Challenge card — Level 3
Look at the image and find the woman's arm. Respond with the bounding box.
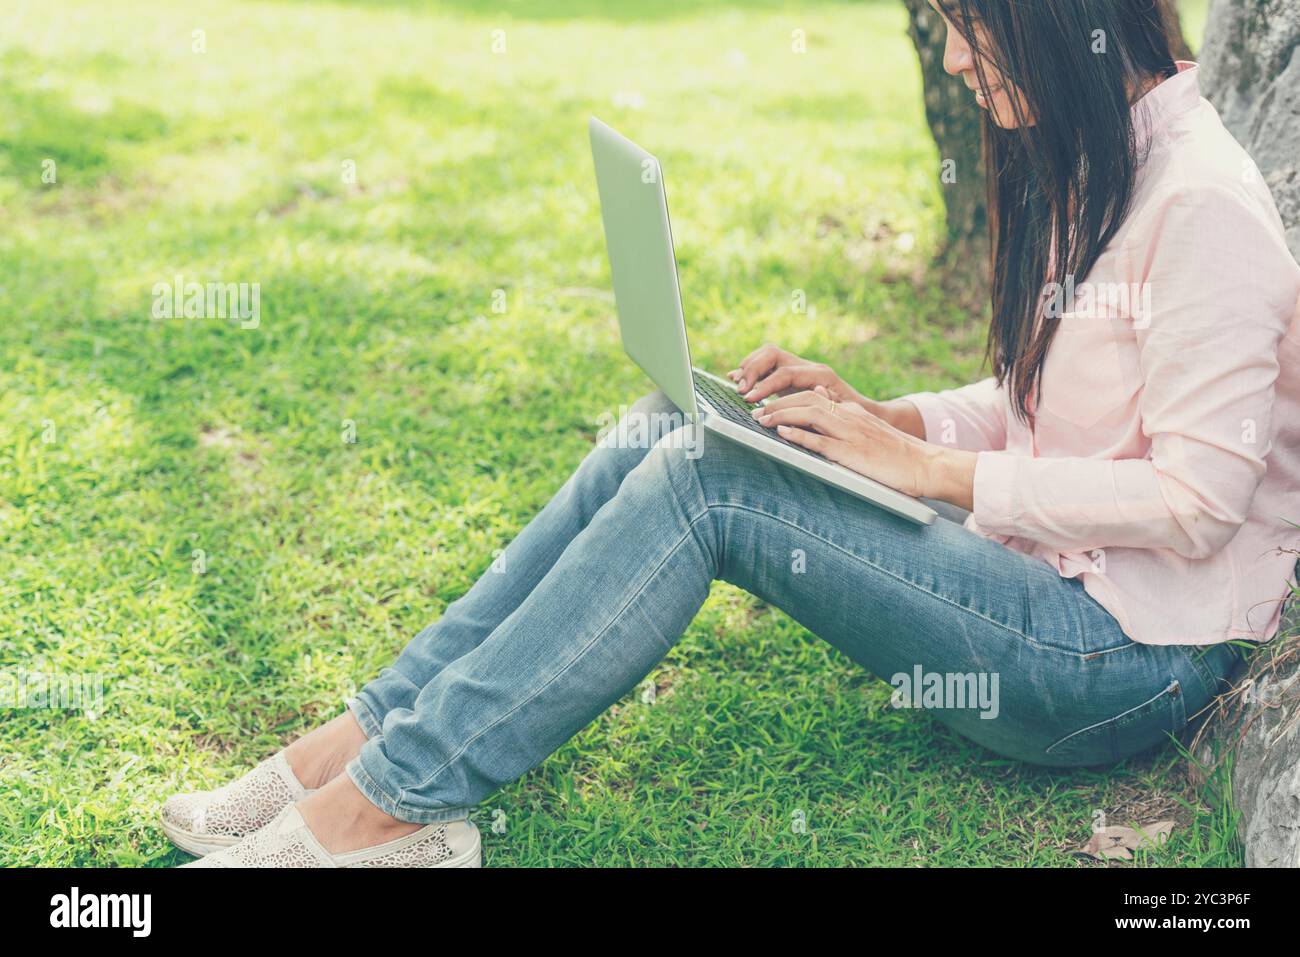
[896,376,1008,452]
[754,389,978,509]
[758,188,1299,527]
[969,186,1298,557]
[868,396,926,440]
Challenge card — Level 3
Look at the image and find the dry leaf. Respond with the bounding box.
[1076,821,1175,861]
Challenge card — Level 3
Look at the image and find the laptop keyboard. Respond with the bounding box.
[693,372,819,457]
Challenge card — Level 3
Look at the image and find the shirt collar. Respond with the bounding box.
[1133,60,1202,151]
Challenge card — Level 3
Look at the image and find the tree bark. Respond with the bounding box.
[1199,0,1300,256]
[1191,0,1300,869]
[901,0,989,304]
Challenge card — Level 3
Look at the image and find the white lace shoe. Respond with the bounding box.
[161,752,313,857]
[183,805,481,868]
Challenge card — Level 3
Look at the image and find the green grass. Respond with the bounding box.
[0,0,1240,866]
[1178,0,1210,54]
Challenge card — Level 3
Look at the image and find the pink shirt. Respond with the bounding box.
[904,64,1300,647]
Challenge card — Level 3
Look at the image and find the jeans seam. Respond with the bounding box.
[707,500,1122,661]
[348,755,471,825]
[346,695,384,739]
[400,508,714,800]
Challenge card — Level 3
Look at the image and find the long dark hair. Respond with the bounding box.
[946,0,1182,422]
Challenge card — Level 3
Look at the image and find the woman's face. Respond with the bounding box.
[926,0,1033,129]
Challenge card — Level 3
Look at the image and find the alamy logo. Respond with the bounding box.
[1041,273,1152,329]
[594,405,703,459]
[890,666,1000,719]
[152,274,260,329]
[1,670,104,715]
[49,887,151,937]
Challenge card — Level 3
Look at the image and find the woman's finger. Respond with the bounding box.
[774,424,849,460]
[745,363,838,403]
[736,360,777,394]
[755,389,833,413]
[740,342,784,368]
[735,344,787,392]
[743,365,805,403]
[756,404,855,440]
[742,366,799,402]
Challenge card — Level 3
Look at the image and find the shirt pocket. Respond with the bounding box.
[1038,311,1138,430]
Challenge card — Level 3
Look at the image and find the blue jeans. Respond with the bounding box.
[346,391,1240,823]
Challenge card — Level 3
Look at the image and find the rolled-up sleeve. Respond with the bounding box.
[972,185,1298,558]
[902,376,1007,452]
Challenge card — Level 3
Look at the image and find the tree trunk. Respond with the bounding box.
[1191,0,1300,868]
[1199,0,1300,255]
[901,0,989,304]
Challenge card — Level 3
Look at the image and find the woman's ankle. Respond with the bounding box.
[283,711,368,790]
[297,773,421,853]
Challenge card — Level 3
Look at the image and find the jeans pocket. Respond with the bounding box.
[1044,678,1186,765]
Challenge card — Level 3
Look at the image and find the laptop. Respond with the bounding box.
[588,117,937,526]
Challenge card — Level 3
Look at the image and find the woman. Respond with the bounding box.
[161,0,1300,867]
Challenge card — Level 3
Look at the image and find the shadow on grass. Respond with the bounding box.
[0,50,168,186]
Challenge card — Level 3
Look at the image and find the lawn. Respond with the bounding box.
[0,0,1237,866]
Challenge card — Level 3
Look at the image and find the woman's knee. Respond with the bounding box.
[634,424,779,524]
[629,389,681,420]
[608,421,712,515]
[598,390,687,450]
[583,390,685,480]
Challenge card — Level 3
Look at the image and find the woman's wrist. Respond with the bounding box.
[869,397,926,440]
[922,445,978,511]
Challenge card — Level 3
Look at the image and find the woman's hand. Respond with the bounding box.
[729,344,868,407]
[729,344,926,439]
[754,386,977,509]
